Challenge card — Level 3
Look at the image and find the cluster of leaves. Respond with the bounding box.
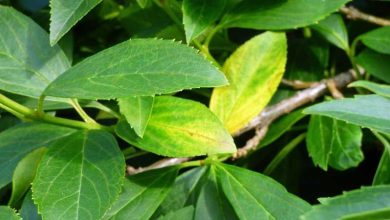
[0,0,389,219]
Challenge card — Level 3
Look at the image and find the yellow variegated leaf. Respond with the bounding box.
[210,32,287,133]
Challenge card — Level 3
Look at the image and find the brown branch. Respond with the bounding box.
[281,79,318,89]
[340,6,390,26]
[127,69,358,174]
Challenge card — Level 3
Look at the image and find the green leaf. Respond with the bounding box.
[0,6,70,98]
[260,110,306,148]
[50,0,102,45]
[306,115,363,170]
[182,0,226,42]
[355,49,390,83]
[194,166,238,220]
[9,148,47,206]
[32,130,125,220]
[360,26,390,54]
[116,96,236,157]
[136,0,150,8]
[311,14,349,51]
[44,39,228,99]
[0,206,21,220]
[210,32,287,134]
[157,206,195,220]
[349,80,390,98]
[220,0,350,30]
[20,191,42,220]
[0,123,75,189]
[373,133,390,185]
[118,96,154,137]
[214,163,311,220]
[103,167,179,220]
[342,208,390,220]
[301,185,390,220]
[304,95,390,134]
[155,167,208,217]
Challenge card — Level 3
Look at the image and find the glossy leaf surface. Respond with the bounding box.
[118,96,154,137]
[210,32,287,133]
[360,26,390,54]
[32,130,125,220]
[116,96,236,157]
[349,80,390,98]
[0,6,70,98]
[44,39,228,99]
[0,123,75,189]
[220,0,350,30]
[304,95,390,134]
[307,115,363,170]
[50,0,102,45]
[355,49,390,83]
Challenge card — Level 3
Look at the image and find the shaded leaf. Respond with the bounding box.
[9,148,47,206]
[182,0,226,42]
[116,96,236,157]
[220,0,350,30]
[301,185,390,220]
[0,6,70,98]
[44,39,227,99]
[136,0,150,8]
[214,163,311,220]
[157,206,195,220]
[373,133,390,185]
[355,49,390,83]
[20,191,42,220]
[50,0,102,45]
[306,115,363,170]
[32,130,125,220]
[260,110,306,148]
[210,32,287,134]
[304,95,390,134]
[311,14,349,51]
[103,167,178,220]
[0,206,21,220]
[349,80,390,98]
[360,26,390,54]
[0,123,75,189]
[118,96,154,137]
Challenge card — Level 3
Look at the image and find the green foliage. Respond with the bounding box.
[0,0,390,219]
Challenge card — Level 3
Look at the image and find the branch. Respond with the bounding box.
[340,6,390,26]
[127,69,358,174]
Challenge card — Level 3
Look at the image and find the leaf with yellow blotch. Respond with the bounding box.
[210,32,287,134]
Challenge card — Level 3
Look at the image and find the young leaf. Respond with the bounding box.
[50,0,102,45]
[306,115,363,170]
[20,191,42,220]
[102,167,179,220]
[116,96,236,157]
[44,39,228,99]
[118,96,154,137]
[0,6,70,98]
[301,185,390,220]
[32,130,125,220]
[0,123,75,189]
[220,0,351,30]
[355,49,390,83]
[304,95,390,134]
[214,163,311,219]
[182,0,226,42]
[311,14,349,51]
[136,0,150,8]
[0,206,21,220]
[9,148,47,207]
[349,80,390,98]
[360,26,390,55]
[210,32,287,134]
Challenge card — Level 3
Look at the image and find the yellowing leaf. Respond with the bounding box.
[210,32,287,133]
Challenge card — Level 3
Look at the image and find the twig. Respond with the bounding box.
[127,69,358,174]
[281,79,318,89]
[340,6,390,26]
[326,79,344,99]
